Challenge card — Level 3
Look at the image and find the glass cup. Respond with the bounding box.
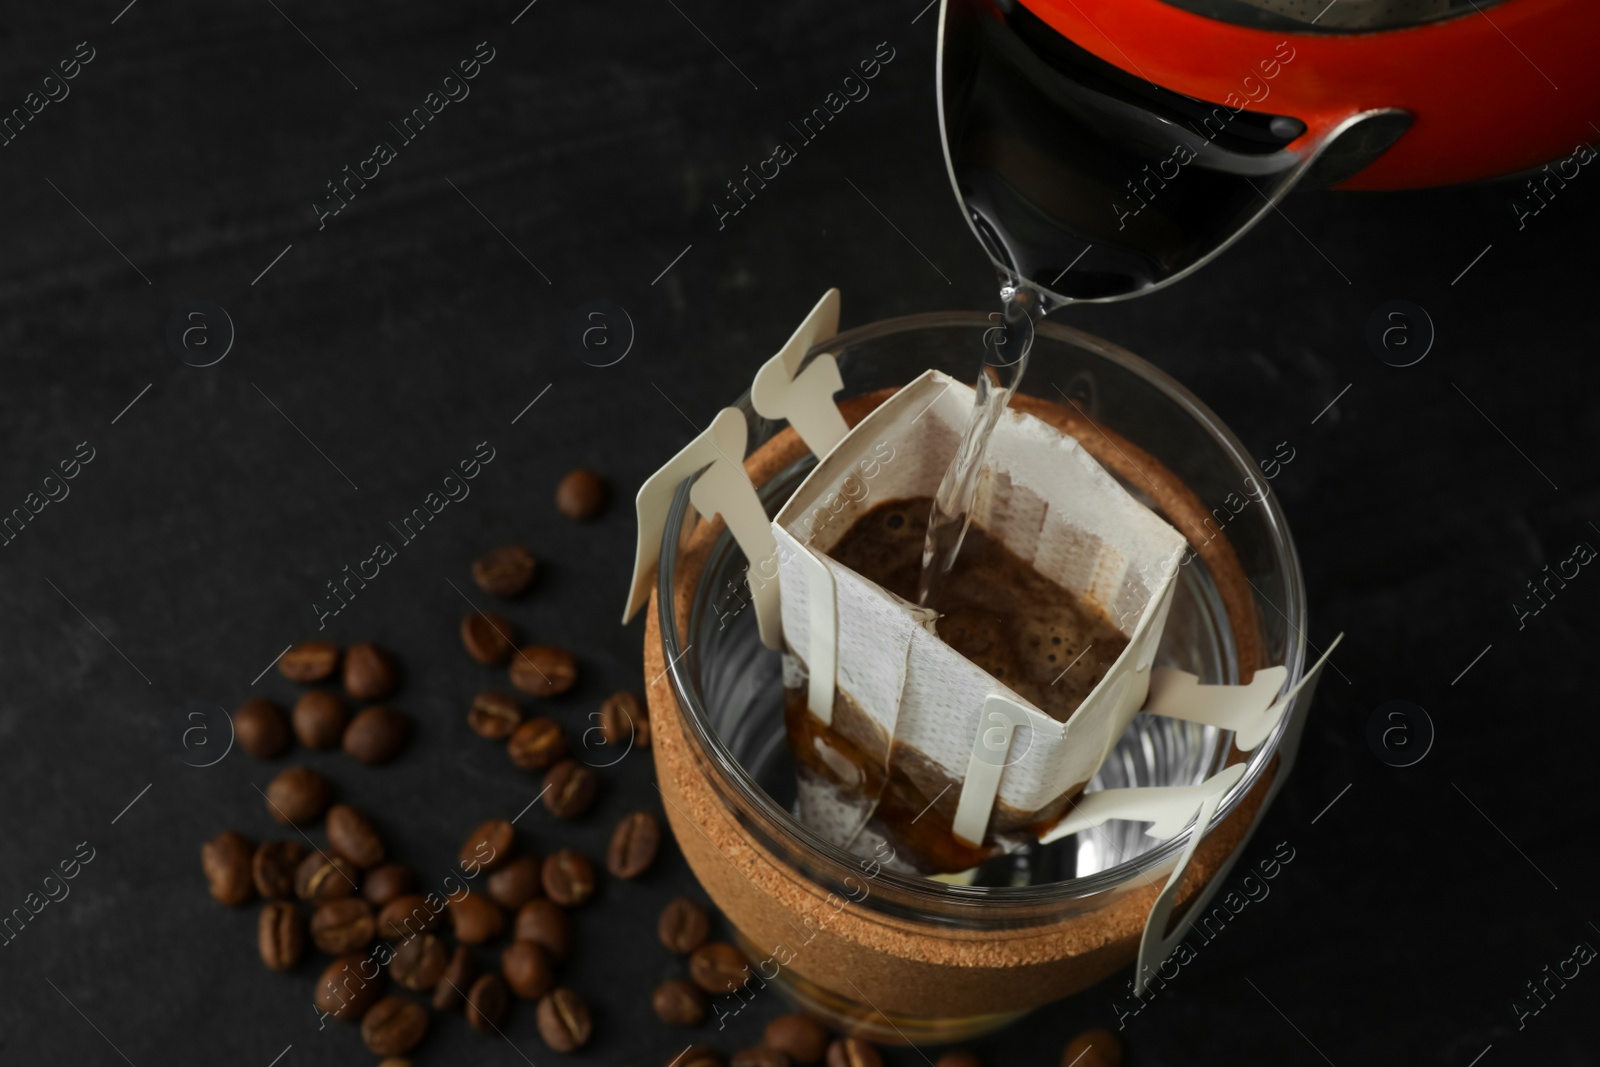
[643,312,1309,1043]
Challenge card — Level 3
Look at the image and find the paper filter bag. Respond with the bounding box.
[773,370,1187,850]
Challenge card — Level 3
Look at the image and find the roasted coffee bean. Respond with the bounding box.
[464,973,509,1032]
[235,698,291,758]
[764,1015,828,1066]
[510,646,578,698]
[390,933,449,991]
[264,765,331,825]
[653,978,707,1026]
[733,1049,792,1067]
[281,641,340,682]
[257,900,305,971]
[556,468,607,520]
[202,831,256,906]
[379,894,443,939]
[432,945,477,1010]
[462,613,516,666]
[513,899,572,963]
[472,545,537,598]
[542,760,598,820]
[344,642,397,701]
[467,691,522,740]
[314,952,386,1022]
[507,718,567,771]
[936,1053,982,1067]
[486,855,543,910]
[598,691,650,749]
[1060,1028,1122,1067]
[362,862,415,907]
[293,690,348,749]
[252,840,306,899]
[658,897,711,955]
[826,1039,882,1067]
[311,898,376,954]
[326,804,385,869]
[541,848,595,907]
[295,850,359,902]
[689,942,749,996]
[362,995,430,1056]
[449,891,506,944]
[343,706,411,765]
[676,1047,726,1067]
[536,988,592,1052]
[502,940,554,1000]
[607,810,660,879]
[459,818,515,874]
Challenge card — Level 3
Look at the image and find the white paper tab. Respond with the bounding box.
[951,695,1034,846]
[1039,762,1247,845]
[750,289,849,460]
[625,407,781,646]
[1144,634,1342,751]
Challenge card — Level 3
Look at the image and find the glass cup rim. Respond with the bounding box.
[657,310,1309,911]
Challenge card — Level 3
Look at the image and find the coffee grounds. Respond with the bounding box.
[825,497,1128,722]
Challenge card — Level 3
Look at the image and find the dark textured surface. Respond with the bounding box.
[0,2,1596,1065]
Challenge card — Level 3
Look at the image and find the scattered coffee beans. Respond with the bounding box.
[433,945,477,1010]
[486,855,543,910]
[507,717,567,771]
[556,468,607,520]
[326,804,385,869]
[344,642,397,701]
[678,1047,726,1067]
[734,1049,793,1067]
[314,952,386,1022]
[310,897,375,954]
[542,759,598,820]
[514,899,573,963]
[826,1038,882,1067]
[292,690,347,749]
[362,862,415,907]
[653,978,708,1026]
[598,690,650,749]
[449,891,506,944]
[235,698,291,758]
[343,706,411,765]
[464,973,509,1032]
[689,942,749,996]
[461,612,516,666]
[295,850,358,902]
[607,810,661,879]
[536,987,593,1052]
[541,848,596,907]
[472,545,537,598]
[460,818,515,874]
[280,641,340,682]
[361,995,430,1056]
[379,894,442,939]
[937,1052,982,1067]
[764,1014,829,1065]
[1061,1028,1122,1067]
[467,691,522,740]
[659,897,711,954]
[257,900,305,971]
[252,840,306,899]
[264,765,331,825]
[202,831,256,905]
[502,939,555,999]
[390,933,450,991]
[510,646,578,698]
